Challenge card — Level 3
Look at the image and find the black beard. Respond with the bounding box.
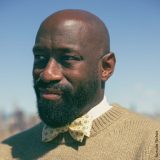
[34,78,99,128]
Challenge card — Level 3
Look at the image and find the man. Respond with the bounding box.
[0,9,159,160]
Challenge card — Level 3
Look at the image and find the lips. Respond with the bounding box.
[39,88,63,101]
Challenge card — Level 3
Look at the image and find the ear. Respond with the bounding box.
[101,52,116,81]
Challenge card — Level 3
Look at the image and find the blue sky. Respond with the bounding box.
[0,0,160,115]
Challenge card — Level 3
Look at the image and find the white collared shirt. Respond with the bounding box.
[87,96,112,120]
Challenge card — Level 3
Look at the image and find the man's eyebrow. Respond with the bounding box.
[32,46,49,53]
[32,46,80,55]
[53,48,74,53]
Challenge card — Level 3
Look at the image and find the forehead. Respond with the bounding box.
[35,20,89,49]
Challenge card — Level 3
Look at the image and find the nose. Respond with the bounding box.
[40,58,63,83]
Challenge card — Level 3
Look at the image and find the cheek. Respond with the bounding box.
[66,62,89,77]
[86,60,101,78]
[64,62,100,86]
[32,67,42,80]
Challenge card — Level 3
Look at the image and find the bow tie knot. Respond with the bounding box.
[42,114,93,142]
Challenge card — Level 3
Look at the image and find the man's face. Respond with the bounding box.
[33,19,102,127]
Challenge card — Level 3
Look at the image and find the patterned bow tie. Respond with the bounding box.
[42,114,93,142]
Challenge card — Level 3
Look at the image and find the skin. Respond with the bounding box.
[32,9,116,127]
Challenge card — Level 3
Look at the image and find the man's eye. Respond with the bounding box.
[34,55,48,62]
[61,55,82,61]
[34,55,49,68]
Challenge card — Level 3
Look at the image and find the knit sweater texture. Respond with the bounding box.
[0,104,160,160]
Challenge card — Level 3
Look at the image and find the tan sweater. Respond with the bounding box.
[0,104,160,160]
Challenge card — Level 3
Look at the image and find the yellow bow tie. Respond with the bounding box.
[42,114,93,142]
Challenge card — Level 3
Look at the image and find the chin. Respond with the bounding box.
[37,98,79,127]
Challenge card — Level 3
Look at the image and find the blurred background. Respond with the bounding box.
[0,0,160,141]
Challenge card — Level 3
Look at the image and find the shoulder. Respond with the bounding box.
[2,122,43,144]
[112,103,160,131]
[0,143,13,159]
[111,104,160,156]
[0,122,43,159]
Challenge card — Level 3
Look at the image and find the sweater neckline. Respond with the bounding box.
[90,104,127,136]
[39,104,128,144]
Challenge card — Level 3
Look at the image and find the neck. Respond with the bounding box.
[79,90,104,117]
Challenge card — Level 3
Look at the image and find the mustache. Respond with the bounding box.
[33,78,72,93]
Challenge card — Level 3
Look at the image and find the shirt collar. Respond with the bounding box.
[86,96,112,120]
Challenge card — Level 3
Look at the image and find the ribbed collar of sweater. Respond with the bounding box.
[90,104,126,137]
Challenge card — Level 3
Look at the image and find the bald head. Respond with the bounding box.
[36,9,110,55]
